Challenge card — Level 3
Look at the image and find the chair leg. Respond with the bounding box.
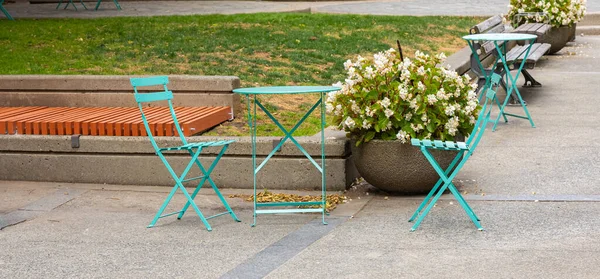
[95,0,121,10]
[409,151,464,222]
[0,4,12,20]
[79,0,88,10]
[147,149,213,231]
[178,145,240,222]
[147,183,179,228]
[410,148,483,231]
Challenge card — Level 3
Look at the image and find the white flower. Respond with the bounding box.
[436,88,448,101]
[470,82,478,91]
[465,100,478,114]
[411,123,424,132]
[344,117,356,129]
[343,59,353,70]
[417,66,426,76]
[444,105,455,116]
[334,104,342,116]
[364,66,375,79]
[373,51,391,74]
[398,83,409,100]
[444,116,459,136]
[385,121,392,131]
[427,95,438,105]
[417,81,426,92]
[366,107,375,117]
[384,108,394,118]
[350,100,360,114]
[436,52,447,60]
[421,114,428,122]
[380,97,391,108]
[409,99,418,109]
[400,69,411,80]
[396,130,409,143]
[326,103,334,114]
[362,119,372,129]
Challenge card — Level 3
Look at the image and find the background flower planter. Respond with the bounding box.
[351,139,460,194]
[538,24,577,54]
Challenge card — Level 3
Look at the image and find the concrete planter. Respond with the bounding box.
[350,139,459,194]
[539,24,577,54]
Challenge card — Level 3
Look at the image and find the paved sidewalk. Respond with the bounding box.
[1,0,599,19]
[2,35,600,277]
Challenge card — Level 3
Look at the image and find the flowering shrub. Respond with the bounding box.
[507,0,587,28]
[326,48,480,146]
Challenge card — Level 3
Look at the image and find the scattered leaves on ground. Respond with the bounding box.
[229,189,346,212]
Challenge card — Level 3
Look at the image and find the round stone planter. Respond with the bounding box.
[538,24,576,54]
[350,139,460,194]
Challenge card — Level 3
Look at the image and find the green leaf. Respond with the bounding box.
[365,131,376,142]
[426,122,435,133]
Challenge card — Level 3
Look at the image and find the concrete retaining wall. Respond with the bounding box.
[0,134,355,191]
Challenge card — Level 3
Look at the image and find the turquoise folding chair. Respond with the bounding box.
[0,0,14,20]
[130,76,240,231]
[95,0,121,10]
[56,0,88,11]
[408,74,500,231]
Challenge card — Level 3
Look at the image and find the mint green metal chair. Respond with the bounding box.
[130,76,240,231]
[408,74,500,231]
[0,0,14,20]
[56,0,88,10]
[95,0,121,10]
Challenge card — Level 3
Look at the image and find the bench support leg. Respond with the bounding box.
[522,69,542,87]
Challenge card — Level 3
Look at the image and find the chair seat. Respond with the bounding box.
[160,140,236,152]
[411,138,469,151]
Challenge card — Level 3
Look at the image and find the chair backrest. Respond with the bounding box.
[130,76,188,150]
[465,73,500,153]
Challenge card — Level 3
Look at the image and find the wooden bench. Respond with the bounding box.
[469,15,551,91]
[0,75,242,137]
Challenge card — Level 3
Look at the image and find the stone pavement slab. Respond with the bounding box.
[267,197,600,278]
[0,182,326,278]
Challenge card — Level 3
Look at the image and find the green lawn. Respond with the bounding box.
[0,13,480,136]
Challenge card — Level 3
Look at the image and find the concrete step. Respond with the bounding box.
[579,12,600,26]
[576,25,600,36]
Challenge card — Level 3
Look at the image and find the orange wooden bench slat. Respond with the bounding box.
[0,106,230,136]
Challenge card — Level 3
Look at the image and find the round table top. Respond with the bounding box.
[463,33,537,41]
[233,86,341,95]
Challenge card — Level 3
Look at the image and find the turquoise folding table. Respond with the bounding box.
[463,33,538,131]
[233,86,340,227]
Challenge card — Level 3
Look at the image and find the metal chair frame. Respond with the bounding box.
[130,76,240,231]
[408,74,501,231]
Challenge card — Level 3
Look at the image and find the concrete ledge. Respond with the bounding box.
[0,134,355,191]
[577,26,600,36]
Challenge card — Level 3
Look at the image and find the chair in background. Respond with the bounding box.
[408,74,501,231]
[130,76,240,231]
[95,0,121,10]
[56,0,88,11]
